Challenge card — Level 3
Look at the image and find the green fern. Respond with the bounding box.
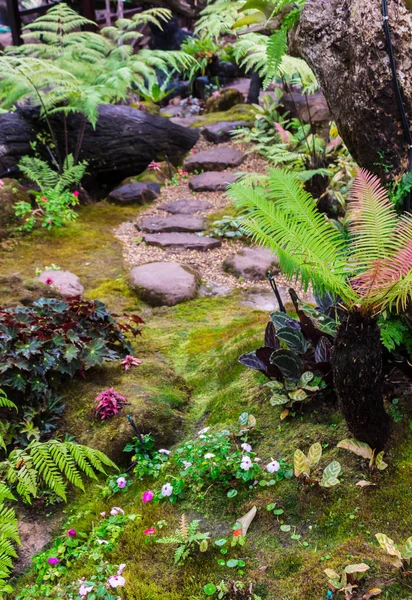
[156,515,210,565]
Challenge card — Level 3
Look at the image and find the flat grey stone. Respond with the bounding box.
[188,171,240,192]
[170,116,200,128]
[223,247,279,281]
[37,270,84,297]
[143,232,221,251]
[159,198,212,214]
[129,261,198,306]
[241,291,288,312]
[183,146,245,172]
[202,121,251,144]
[136,215,207,233]
[108,182,160,205]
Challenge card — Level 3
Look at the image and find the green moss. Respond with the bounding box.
[190,104,257,128]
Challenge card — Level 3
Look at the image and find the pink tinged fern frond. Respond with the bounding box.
[348,169,398,273]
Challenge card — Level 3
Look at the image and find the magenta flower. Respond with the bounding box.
[67,529,77,537]
[94,388,129,420]
[45,277,54,285]
[73,190,79,197]
[47,557,60,565]
[120,355,142,371]
[110,506,125,516]
[144,528,156,536]
[116,476,127,489]
[142,490,154,503]
[148,161,161,171]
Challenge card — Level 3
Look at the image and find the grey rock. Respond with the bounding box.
[170,116,200,128]
[136,215,207,233]
[188,171,240,192]
[37,270,84,297]
[183,146,246,172]
[159,198,212,214]
[129,261,199,306]
[202,121,251,144]
[241,291,288,312]
[108,182,160,205]
[223,247,279,281]
[143,232,221,251]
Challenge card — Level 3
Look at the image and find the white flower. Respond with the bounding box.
[266,460,280,473]
[79,583,94,597]
[198,427,210,435]
[110,507,125,516]
[96,539,109,545]
[100,511,106,517]
[241,443,252,452]
[117,563,126,575]
[107,575,126,588]
[161,483,173,497]
[204,453,215,459]
[240,455,252,471]
[158,449,171,455]
[183,461,192,469]
[254,457,261,462]
[199,435,206,439]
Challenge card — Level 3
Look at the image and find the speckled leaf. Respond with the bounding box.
[344,563,370,575]
[375,451,388,471]
[320,461,341,487]
[269,393,290,406]
[294,449,310,478]
[270,349,303,381]
[288,388,308,402]
[337,438,373,460]
[307,442,322,468]
[299,371,314,386]
[375,533,402,559]
[401,536,412,560]
[276,327,308,353]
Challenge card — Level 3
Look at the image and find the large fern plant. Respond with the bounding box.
[0,390,117,591]
[229,168,412,449]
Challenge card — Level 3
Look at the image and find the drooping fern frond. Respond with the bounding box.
[195,0,244,39]
[263,29,287,89]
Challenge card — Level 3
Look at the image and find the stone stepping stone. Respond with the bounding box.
[143,232,221,251]
[183,146,245,172]
[108,182,160,205]
[129,261,199,306]
[159,198,212,214]
[37,270,84,297]
[189,171,240,192]
[136,215,207,233]
[202,121,251,144]
[223,247,279,281]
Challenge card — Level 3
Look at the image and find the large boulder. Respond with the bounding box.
[279,91,331,125]
[136,215,207,233]
[37,270,84,298]
[188,171,240,192]
[0,275,62,307]
[223,247,279,281]
[205,88,245,113]
[183,146,246,172]
[202,121,252,144]
[108,182,161,205]
[0,178,30,240]
[129,261,199,306]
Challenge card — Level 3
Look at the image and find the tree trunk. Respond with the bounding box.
[332,311,391,450]
[247,71,263,105]
[0,105,199,186]
[291,0,412,182]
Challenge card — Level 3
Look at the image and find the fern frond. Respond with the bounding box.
[180,514,188,539]
[263,29,287,89]
[0,390,17,412]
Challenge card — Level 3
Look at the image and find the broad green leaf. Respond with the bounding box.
[294,449,310,478]
[247,414,256,428]
[280,525,291,532]
[307,442,322,468]
[276,327,308,353]
[199,539,208,552]
[299,371,314,387]
[270,349,303,381]
[239,0,275,18]
[375,533,402,559]
[203,584,217,596]
[375,451,388,471]
[320,461,341,487]
[401,536,412,560]
[269,393,290,406]
[288,389,308,402]
[344,563,370,574]
[232,12,265,29]
[337,438,373,460]
[239,412,249,426]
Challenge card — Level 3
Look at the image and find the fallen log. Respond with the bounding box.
[0,104,199,185]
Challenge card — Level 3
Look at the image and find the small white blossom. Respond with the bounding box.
[107,575,126,588]
[96,539,109,545]
[240,455,252,471]
[198,427,210,435]
[204,453,215,459]
[110,507,125,516]
[161,483,173,497]
[266,460,280,473]
[183,461,192,469]
[158,449,171,455]
[79,583,94,597]
[241,443,252,452]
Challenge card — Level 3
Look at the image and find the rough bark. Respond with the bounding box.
[291,0,412,181]
[332,312,391,450]
[0,105,199,184]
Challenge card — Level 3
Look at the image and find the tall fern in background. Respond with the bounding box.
[229,168,412,449]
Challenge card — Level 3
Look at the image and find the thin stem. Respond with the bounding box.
[63,113,69,161]
[303,91,317,167]
[74,117,87,165]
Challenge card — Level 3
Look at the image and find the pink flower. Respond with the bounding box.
[79,583,94,597]
[67,529,77,537]
[107,575,126,588]
[120,355,142,371]
[94,388,129,420]
[73,190,79,197]
[144,528,156,536]
[212,91,220,98]
[142,490,154,503]
[116,476,127,489]
[45,277,54,285]
[110,506,125,516]
[0,179,4,187]
[40,195,48,202]
[117,563,126,575]
[148,161,161,171]
[47,557,60,565]
[100,511,106,517]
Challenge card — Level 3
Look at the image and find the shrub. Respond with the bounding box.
[94,388,129,420]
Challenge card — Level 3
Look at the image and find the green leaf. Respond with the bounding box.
[320,461,341,487]
[227,489,238,498]
[401,536,412,560]
[269,392,290,406]
[226,559,239,568]
[337,438,374,460]
[307,442,322,468]
[294,449,310,478]
[288,389,308,402]
[280,524,291,532]
[270,349,303,381]
[375,533,402,559]
[375,451,388,471]
[203,583,217,595]
[299,371,314,387]
[276,327,308,353]
[344,563,370,575]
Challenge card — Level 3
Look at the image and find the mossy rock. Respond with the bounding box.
[190,103,257,128]
[0,178,30,240]
[0,275,61,307]
[204,87,244,113]
[61,361,190,464]
[121,161,176,186]
[130,101,161,115]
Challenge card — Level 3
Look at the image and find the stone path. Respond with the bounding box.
[115,138,307,307]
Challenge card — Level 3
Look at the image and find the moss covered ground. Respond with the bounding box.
[4,201,412,600]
